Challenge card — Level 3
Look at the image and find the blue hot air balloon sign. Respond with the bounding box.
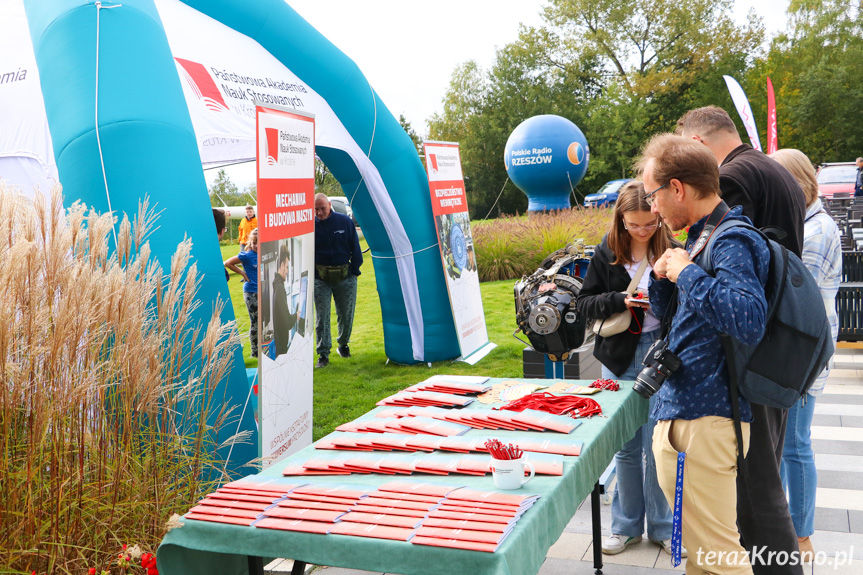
[504,115,590,211]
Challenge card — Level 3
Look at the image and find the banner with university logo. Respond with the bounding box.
[256,104,315,466]
[423,141,496,364]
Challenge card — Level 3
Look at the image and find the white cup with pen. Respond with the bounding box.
[486,439,535,490]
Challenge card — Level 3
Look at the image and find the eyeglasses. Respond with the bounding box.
[623,220,661,232]
[644,182,669,207]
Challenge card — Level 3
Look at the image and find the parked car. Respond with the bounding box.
[816,162,858,198]
[583,179,632,208]
[328,196,358,226]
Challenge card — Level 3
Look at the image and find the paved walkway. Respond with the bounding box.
[268,348,863,575]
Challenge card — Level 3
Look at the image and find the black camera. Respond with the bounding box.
[633,338,682,399]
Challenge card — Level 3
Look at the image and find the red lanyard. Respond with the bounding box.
[498,392,602,419]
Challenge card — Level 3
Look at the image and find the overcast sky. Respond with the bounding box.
[206,0,790,192]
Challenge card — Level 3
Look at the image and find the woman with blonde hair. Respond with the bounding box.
[577,181,682,556]
[770,148,842,560]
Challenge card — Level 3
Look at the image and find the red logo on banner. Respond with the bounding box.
[174,58,229,112]
[265,127,279,166]
[429,153,439,172]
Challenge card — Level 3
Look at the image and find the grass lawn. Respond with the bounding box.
[221,241,525,441]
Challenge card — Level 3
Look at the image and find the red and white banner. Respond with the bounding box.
[766,77,778,155]
[424,141,495,364]
[723,75,762,151]
[256,105,315,466]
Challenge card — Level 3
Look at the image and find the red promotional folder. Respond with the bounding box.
[359,497,438,511]
[367,434,418,452]
[482,411,532,431]
[404,435,446,452]
[222,480,303,494]
[185,512,257,527]
[436,504,523,518]
[415,526,510,544]
[276,500,355,513]
[198,497,273,511]
[255,517,332,534]
[263,507,346,523]
[375,454,422,474]
[216,487,290,499]
[514,409,580,434]
[455,455,492,476]
[413,454,462,475]
[428,510,516,525]
[438,436,489,453]
[517,437,582,457]
[351,504,430,518]
[366,490,442,503]
[283,461,352,476]
[328,522,416,541]
[339,455,395,474]
[377,480,464,498]
[286,493,364,506]
[421,517,509,533]
[303,457,355,474]
[188,505,262,520]
[411,535,499,553]
[396,417,471,437]
[446,488,540,507]
[206,491,280,504]
[291,485,373,499]
[522,452,564,476]
[340,512,424,529]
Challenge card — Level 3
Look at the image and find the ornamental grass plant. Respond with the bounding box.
[472,208,614,282]
[0,186,244,575]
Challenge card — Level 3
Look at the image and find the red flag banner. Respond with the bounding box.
[767,77,778,155]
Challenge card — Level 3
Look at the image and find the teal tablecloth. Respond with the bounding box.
[158,378,648,575]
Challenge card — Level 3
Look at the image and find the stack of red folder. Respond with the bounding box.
[282,449,564,477]
[336,416,472,437]
[370,406,582,434]
[411,488,540,552]
[376,391,476,408]
[257,484,374,533]
[316,432,581,457]
[403,378,492,395]
[184,480,305,526]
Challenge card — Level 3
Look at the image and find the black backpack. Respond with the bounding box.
[695,219,833,409]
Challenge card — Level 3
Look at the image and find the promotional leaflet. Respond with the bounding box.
[256,105,316,466]
[423,141,496,364]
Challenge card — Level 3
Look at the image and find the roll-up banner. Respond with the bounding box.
[766,77,778,155]
[256,104,316,466]
[423,141,496,365]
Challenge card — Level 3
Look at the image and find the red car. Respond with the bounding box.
[817,162,858,198]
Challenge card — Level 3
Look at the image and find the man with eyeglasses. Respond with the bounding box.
[638,134,769,575]
[676,106,806,575]
[313,193,363,368]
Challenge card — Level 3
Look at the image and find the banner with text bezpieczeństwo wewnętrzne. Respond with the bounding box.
[424,141,496,364]
[256,105,315,466]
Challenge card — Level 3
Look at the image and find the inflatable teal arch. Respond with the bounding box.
[24,0,459,471]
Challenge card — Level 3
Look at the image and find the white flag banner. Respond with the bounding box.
[723,75,762,152]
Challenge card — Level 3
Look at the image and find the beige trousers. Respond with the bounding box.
[653,416,752,575]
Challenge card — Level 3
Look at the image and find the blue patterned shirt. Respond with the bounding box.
[649,207,769,422]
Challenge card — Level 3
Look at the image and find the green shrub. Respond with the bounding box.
[473,208,614,281]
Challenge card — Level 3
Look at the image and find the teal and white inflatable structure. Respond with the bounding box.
[0,0,460,469]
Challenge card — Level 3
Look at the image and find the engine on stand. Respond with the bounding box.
[513,241,593,363]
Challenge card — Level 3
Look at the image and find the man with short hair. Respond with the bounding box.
[238,205,257,252]
[678,106,805,575]
[855,157,863,197]
[273,244,296,357]
[638,133,769,575]
[313,193,363,368]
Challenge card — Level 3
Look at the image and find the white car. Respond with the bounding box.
[328,196,358,227]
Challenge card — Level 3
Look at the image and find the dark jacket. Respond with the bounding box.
[719,144,806,257]
[315,211,363,278]
[273,272,296,356]
[575,237,646,376]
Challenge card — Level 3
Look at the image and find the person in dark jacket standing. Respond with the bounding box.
[577,182,680,557]
[314,193,363,368]
[677,106,805,575]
